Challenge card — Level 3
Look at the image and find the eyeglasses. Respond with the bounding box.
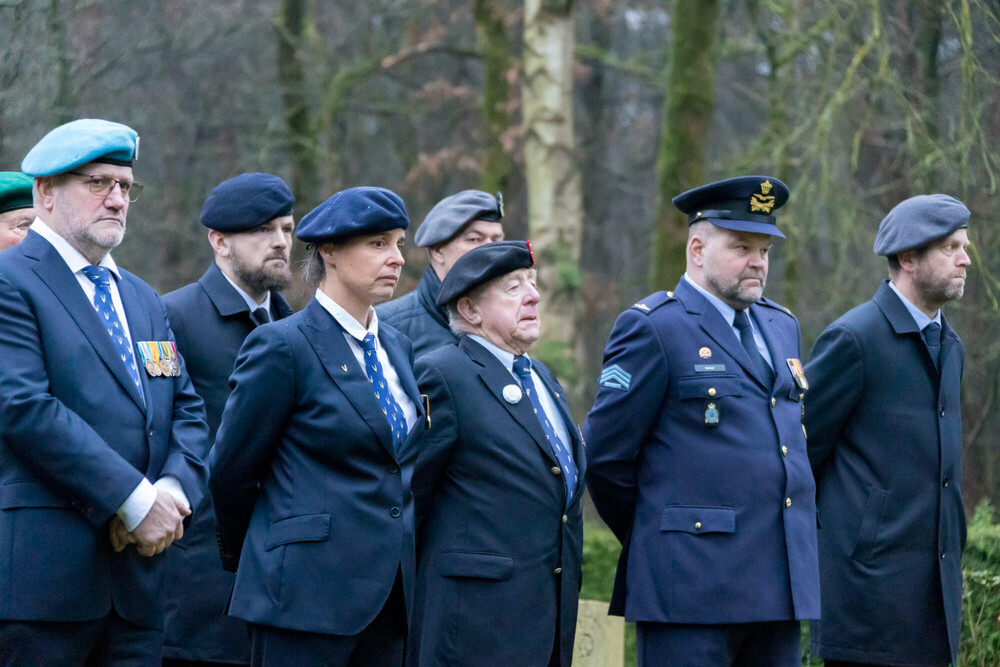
[66,171,144,202]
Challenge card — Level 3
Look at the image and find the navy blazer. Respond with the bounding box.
[583,278,819,624]
[160,262,293,663]
[805,280,965,665]
[410,337,585,666]
[210,298,423,636]
[377,266,457,359]
[0,231,209,630]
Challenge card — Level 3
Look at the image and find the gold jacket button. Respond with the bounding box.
[694,522,702,531]
[708,388,716,397]
[551,466,562,475]
[785,497,792,508]
[771,397,777,407]
[562,514,568,523]
[553,567,562,575]
[781,445,789,456]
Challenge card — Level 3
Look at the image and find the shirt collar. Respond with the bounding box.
[468,334,518,375]
[888,280,941,330]
[220,268,271,313]
[30,217,121,279]
[314,288,378,342]
[683,273,737,326]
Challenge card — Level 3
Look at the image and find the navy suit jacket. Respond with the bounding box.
[159,262,293,662]
[805,281,965,665]
[0,231,209,630]
[377,266,457,359]
[583,278,819,624]
[210,298,423,635]
[410,337,585,666]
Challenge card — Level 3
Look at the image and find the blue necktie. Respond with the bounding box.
[80,266,144,405]
[923,322,942,371]
[360,333,407,451]
[733,309,774,387]
[513,356,578,507]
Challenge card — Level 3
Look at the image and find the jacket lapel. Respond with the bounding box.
[298,299,396,458]
[117,274,153,413]
[199,263,255,326]
[874,280,939,377]
[748,304,787,392]
[533,364,587,505]
[379,325,423,455]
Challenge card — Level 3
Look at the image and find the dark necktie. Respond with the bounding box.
[360,333,407,451]
[80,266,145,405]
[513,356,578,507]
[923,322,942,371]
[251,306,270,327]
[733,309,774,387]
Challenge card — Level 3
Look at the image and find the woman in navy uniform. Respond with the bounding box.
[210,187,424,666]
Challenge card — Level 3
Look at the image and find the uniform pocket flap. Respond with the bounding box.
[660,506,736,534]
[439,551,514,580]
[264,513,331,550]
[677,376,742,400]
[0,481,73,509]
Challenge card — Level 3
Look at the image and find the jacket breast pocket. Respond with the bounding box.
[264,513,331,550]
[677,376,743,401]
[439,551,514,581]
[660,506,736,535]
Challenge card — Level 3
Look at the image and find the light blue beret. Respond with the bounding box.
[21,119,139,177]
[296,186,408,244]
[414,190,503,247]
[874,194,970,256]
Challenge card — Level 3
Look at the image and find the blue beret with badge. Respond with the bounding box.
[436,240,534,307]
[673,175,790,238]
[296,186,408,244]
[21,119,139,177]
[200,173,295,232]
[0,172,34,214]
[414,190,504,247]
[873,194,970,256]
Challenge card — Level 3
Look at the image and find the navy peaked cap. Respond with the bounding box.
[22,119,139,177]
[0,172,34,214]
[201,173,294,232]
[673,175,789,238]
[436,240,534,306]
[414,190,504,247]
[296,186,408,244]
[874,194,970,256]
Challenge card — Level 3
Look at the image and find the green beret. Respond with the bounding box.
[0,172,34,214]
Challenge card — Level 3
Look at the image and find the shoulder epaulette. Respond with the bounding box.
[631,290,676,315]
[757,296,796,319]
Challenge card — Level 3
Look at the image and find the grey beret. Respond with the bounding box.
[413,190,503,247]
[874,194,970,256]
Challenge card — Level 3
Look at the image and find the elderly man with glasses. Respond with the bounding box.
[0,119,209,666]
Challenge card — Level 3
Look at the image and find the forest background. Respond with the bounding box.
[1,0,998,512]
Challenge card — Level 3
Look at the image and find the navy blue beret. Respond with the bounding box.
[200,173,294,232]
[22,119,139,177]
[414,190,504,247]
[436,240,534,307]
[673,175,789,238]
[296,186,408,244]
[0,172,34,214]
[874,194,970,256]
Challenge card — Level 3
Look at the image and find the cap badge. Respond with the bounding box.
[496,191,504,218]
[503,384,523,404]
[133,136,140,161]
[750,179,775,213]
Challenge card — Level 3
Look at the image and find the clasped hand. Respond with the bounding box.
[109,489,191,556]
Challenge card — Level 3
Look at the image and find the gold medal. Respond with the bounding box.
[145,359,161,377]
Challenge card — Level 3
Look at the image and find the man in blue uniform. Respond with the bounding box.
[378,189,504,357]
[410,241,585,666]
[0,119,209,665]
[805,195,971,667]
[161,173,296,666]
[0,171,35,251]
[584,176,819,666]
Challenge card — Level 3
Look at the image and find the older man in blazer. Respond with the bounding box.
[0,119,208,665]
[805,195,971,667]
[410,241,585,666]
[161,173,295,665]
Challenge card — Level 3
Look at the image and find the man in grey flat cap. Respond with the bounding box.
[804,194,971,667]
[378,189,504,358]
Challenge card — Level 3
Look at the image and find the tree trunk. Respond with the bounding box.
[474,0,512,194]
[522,0,585,388]
[650,0,720,291]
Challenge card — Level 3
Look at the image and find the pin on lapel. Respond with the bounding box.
[503,384,523,404]
[341,364,348,372]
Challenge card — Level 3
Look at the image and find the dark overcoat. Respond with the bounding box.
[377,266,456,359]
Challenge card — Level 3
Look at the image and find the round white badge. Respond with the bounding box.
[503,384,523,404]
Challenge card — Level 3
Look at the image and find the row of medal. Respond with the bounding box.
[136,340,181,377]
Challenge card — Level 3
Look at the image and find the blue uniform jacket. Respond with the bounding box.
[805,280,965,665]
[159,262,293,663]
[410,337,585,666]
[0,231,209,630]
[210,298,423,635]
[583,278,819,624]
[377,266,457,359]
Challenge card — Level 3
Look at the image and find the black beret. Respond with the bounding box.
[673,175,789,238]
[874,194,970,256]
[414,190,504,247]
[200,173,294,232]
[436,240,534,307]
[296,186,408,244]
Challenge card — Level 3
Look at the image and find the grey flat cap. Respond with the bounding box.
[414,190,503,247]
[874,194,970,256]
